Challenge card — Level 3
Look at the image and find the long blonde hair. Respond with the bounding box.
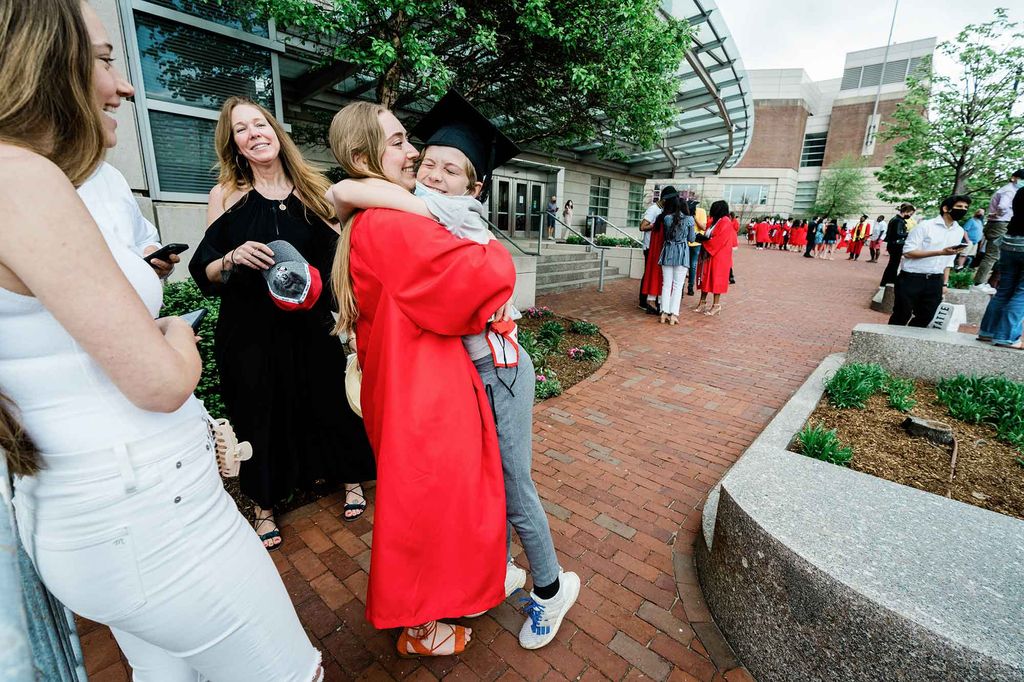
[0,0,106,186]
[214,96,334,223]
[1,391,39,476]
[327,101,390,337]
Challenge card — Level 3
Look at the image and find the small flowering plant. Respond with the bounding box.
[524,305,555,319]
[567,344,606,362]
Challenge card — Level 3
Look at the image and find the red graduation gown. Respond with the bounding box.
[350,208,514,628]
[700,218,737,294]
[641,219,666,297]
[754,221,769,243]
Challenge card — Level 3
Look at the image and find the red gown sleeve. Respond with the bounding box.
[702,219,734,256]
[352,208,515,336]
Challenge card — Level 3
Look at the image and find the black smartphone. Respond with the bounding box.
[144,243,189,264]
[179,308,207,333]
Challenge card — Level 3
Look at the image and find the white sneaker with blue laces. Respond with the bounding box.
[466,561,527,618]
[518,570,581,649]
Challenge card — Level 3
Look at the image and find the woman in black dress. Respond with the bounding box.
[189,96,374,551]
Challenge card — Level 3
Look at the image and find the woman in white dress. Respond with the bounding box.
[0,2,321,679]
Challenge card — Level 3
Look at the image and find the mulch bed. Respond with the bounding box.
[797,381,1024,520]
[517,313,610,393]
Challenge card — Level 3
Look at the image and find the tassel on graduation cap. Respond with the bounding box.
[411,90,520,203]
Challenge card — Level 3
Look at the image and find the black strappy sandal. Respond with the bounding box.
[343,484,367,522]
[254,513,282,552]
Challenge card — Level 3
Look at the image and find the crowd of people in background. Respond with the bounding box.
[637,188,737,322]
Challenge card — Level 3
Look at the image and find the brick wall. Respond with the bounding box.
[822,98,902,167]
[735,101,809,170]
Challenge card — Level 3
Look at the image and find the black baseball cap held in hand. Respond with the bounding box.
[261,240,322,311]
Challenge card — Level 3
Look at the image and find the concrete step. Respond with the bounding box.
[537,258,606,274]
[536,266,621,286]
[536,272,629,295]
[536,251,601,264]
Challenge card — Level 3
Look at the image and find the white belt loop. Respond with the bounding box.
[113,443,137,493]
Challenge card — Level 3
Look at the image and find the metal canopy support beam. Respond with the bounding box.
[693,37,727,54]
[283,59,361,104]
[628,149,728,176]
[661,121,732,147]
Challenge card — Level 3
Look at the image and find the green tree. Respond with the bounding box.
[876,9,1024,211]
[229,0,691,156]
[812,156,870,218]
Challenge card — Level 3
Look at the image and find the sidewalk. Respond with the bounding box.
[81,245,889,681]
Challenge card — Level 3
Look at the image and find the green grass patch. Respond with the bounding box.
[947,268,975,290]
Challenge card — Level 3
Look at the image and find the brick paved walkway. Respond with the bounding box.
[81,245,889,681]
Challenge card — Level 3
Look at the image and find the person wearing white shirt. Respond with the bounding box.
[889,195,970,327]
[638,190,667,312]
[973,168,1022,287]
[77,162,177,278]
[868,215,886,263]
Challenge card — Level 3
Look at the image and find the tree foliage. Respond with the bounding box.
[876,9,1024,211]
[813,156,870,218]
[228,0,691,156]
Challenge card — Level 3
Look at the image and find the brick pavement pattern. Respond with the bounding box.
[81,244,888,681]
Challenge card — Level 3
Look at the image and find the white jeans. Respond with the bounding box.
[660,265,687,315]
[14,418,321,682]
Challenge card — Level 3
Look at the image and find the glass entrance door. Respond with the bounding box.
[529,184,543,235]
[495,179,510,231]
[514,182,528,235]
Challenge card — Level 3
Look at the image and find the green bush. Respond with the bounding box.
[568,320,600,336]
[161,279,226,418]
[947,268,975,290]
[796,423,853,466]
[565,235,587,245]
[593,235,640,248]
[936,375,1024,453]
[825,363,891,409]
[537,320,565,347]
[535,376,563,400]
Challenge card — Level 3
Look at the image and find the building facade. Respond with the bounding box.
[94,0,752,260]
[649,38,936,225]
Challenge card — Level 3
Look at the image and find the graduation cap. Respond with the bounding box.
[410,90,520,194]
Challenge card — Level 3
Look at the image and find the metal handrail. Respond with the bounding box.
[553,219,609,292]
[590,215,643,248]
[482,216,539,256]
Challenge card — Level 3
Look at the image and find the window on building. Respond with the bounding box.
[589,176,611,219]
[627,182,645,228]
[125,3,280,199]
[723,184,769,206]
[800,132,828,167]
[794,181,819,216]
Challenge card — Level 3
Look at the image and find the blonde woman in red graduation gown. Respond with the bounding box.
[327,101,513,657]
[694,200,736,316]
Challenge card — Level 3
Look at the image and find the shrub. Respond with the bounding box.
[796,423,853,466]
[535,375,564,400]
[885,377,917,412]
[568,344,606,362]
[947,268,975,290]
[160,279,226,418]
[936,374,1024,453]
[593,235,640,248]
[825,363,891,409]
[524,306,555,319]
[568,320,600,336]
[537,320,565,347]
[565,235,587,245]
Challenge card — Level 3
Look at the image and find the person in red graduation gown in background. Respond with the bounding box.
[694,200,735,316]
[328,101,512,656]
[754,219,769,249]
[641,185,678,307]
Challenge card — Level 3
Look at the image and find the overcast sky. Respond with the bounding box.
[713,0,1017,81]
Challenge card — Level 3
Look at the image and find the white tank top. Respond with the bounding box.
[0,167,203,454]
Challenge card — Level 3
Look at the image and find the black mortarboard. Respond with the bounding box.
[410,90,520,186]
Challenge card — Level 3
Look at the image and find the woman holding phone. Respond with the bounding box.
[0,2,322,679]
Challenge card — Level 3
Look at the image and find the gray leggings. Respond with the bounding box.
[473,347,560,588]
